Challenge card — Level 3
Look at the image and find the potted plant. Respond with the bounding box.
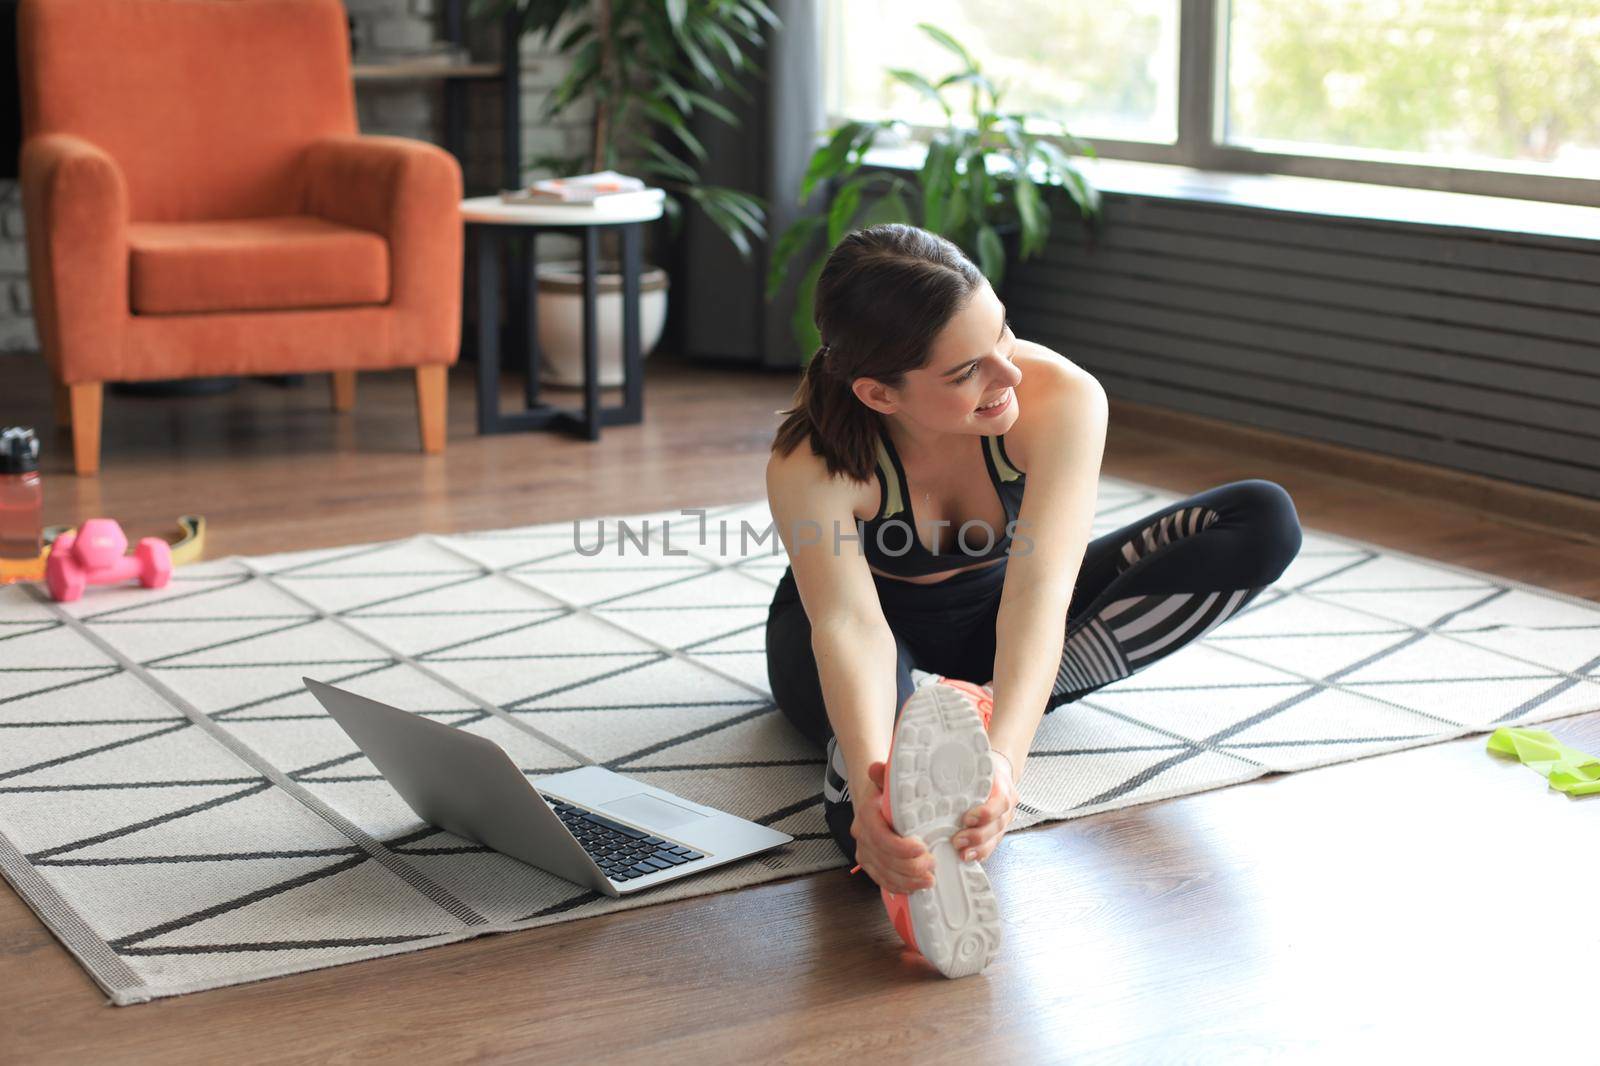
[475,0,777,386]
[766,22,1102,359]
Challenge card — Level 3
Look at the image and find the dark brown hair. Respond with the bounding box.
[771,223,985,483]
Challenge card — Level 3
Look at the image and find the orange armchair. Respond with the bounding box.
[17,0,463,475]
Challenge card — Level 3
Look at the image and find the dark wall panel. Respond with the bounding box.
[1009,192,1600,499]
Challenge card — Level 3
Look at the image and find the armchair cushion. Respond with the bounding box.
[128,216,389,315]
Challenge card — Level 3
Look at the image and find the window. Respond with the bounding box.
[824,0,1181,145]
[1226,0,1600,176]
[823,0,1600,206]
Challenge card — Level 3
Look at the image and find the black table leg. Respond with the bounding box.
[523,232,542,409]
[621,222,643,423]
[469,220,648,440]
[580,226,601,441]
[507,233,527,378]
[474,225,501,434]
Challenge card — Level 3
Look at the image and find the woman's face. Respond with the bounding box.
[886,281,1023,434]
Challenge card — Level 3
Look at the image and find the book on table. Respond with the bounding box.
[499,171,662,212]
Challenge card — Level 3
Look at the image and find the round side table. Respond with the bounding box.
[460,192,665,441]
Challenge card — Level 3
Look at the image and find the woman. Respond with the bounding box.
[764,224,1303,976]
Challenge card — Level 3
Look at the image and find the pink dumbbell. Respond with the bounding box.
[45,518,172,602]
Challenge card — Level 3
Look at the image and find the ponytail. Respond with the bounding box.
[770,343,884,484]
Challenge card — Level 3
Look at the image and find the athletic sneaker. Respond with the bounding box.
[878,678,1003,978]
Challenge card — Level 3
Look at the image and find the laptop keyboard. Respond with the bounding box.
[539,793,706,883]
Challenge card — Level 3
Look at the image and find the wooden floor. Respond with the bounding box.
[4,356,1599,1063]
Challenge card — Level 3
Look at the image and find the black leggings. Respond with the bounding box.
[764,478,1304,863]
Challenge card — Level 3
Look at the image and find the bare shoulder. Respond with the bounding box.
[1010,338,1103,409]
[764,438,842,503]
[765,439,877,526]
[1004,339,1107,474]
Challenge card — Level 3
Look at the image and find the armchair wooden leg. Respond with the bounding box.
[415,365,447,454]
[330,371,356,412]
[68,383,103,476]
[54,383,72,428]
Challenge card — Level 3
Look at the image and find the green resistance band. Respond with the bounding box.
[1486,727,1600,797]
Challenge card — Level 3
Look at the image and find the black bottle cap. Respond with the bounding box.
[0,427,41,474]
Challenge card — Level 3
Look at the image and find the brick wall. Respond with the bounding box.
[0,0,592,359]
[0,181,32,354]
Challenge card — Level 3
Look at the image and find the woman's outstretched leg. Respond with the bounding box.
[1045,478,1303,708]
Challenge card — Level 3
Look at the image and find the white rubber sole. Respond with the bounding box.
[886,683,1003,979]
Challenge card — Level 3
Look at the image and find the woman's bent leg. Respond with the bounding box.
[1046,478,1303,708]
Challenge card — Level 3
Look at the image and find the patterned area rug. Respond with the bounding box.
[3,479,1598,1005]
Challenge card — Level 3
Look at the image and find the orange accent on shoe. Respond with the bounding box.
[882,885,918,950]
[936,678,994,729]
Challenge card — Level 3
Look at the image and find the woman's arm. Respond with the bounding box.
[766,449,935,892]
[986,360,1110,782]
[809,617,900,801]
[766,449,898,780]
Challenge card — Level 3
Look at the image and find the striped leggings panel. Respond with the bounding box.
[1048,482,1301,706]
[823,735,851,805]
[1117,504,1219,573]
[1051,585,1267,703]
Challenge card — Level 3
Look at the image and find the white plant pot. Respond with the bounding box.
[534,259,670,388]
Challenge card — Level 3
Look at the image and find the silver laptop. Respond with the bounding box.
[303,678,793,898]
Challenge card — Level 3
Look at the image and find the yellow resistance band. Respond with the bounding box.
[0,513,206,584]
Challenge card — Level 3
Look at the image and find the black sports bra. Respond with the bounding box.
[857,428,1026,578]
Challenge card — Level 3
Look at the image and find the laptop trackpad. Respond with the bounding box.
[603,792,709,829]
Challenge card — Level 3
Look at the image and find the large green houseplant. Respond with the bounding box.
[475,0,777,258]
[767,23,1102,357]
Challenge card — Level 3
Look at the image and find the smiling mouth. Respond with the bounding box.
[975,391,1010,413]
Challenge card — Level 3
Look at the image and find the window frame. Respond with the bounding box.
[823,0,1600,209]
